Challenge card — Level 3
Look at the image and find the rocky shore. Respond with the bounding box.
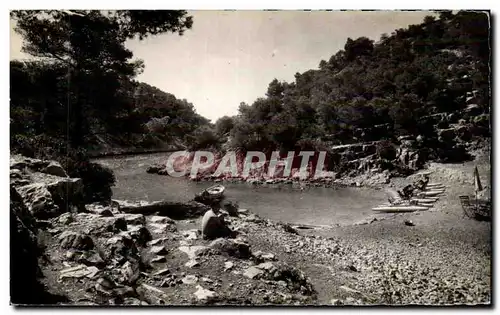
[10,152,491,306]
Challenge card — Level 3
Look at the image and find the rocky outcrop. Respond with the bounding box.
[114,199,210,219]
[11,155,84,220]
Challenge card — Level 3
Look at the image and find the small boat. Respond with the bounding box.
[195,184,226,203]
[381,202,433,208]
[205,184,225,198]
[412,198,438,203]
[427,182,443,187]
[418,191,443,197]
[372,205,428,213]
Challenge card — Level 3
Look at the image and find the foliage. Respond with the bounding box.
[61,151,116,203]
[224,11,490,160]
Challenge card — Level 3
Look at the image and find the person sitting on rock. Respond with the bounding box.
[201,206,235,240]
[398,185,415,200]
[414,175,430,191]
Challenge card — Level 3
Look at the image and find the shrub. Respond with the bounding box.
[61,151,116,203]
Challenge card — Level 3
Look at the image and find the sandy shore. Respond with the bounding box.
[233,149,491,305]
[33,150,491,306]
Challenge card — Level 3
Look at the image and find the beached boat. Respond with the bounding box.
[426,182,443,187]
[412,198,438,203]
[418,191,443,197]
[372,205,429,213]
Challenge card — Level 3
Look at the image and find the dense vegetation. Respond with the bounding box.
[216,11,490,161]
[10,10,209,201]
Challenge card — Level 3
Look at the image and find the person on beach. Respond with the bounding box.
[201,206,234,240]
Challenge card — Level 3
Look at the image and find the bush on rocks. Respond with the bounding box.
[62,152,115,203]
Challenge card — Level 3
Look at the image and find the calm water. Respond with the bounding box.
[94,153,388,226]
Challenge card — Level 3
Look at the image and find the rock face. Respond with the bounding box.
[10,186,49,304]
[11,156,84,219]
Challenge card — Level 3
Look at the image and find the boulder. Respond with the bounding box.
[102,233,140,264]
[42,161,68,178]
[221,200,239,216]
[146,164,164,174]
[456,125,472,141]
[10,155,49,172]
[209,238,251,259]
[116,199,210,219]
[16,183,60,219]
[437,128,456,142]
[59,231,95,250]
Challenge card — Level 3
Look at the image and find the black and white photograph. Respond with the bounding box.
[8,8,491,306]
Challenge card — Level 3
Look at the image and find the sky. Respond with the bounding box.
[10,10,436,122]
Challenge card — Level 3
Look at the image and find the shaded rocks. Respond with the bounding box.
[146,164,165,174]
[404,220,415,226]
[102,234,140,264]
[16,183,59,219]
[59,264,100,280]
[14,173,84,219]
[221,200,239,216]
[10,186,46,304]
[209,238,252,259]
[117,199,210,219]
[42,161,68,178]
[59,231,95,250]
[243,262,315,295]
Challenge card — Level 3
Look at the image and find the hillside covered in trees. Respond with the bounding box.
[10,10,210,159]
[201,10,490,179]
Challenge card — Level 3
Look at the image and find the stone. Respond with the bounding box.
[148,238,167,246]
[114,213,145,226]
[42,161,68,178]
[148,215,175,225]
[103,234,139,263]
[150,245,168,255]
[221,200,239,216]
[404,220,415,226]
[243,266,264,279]
[59,231,94,250]
[16,183,59,219]
[153,268,170,276]
[182,229,200,240]
[59,265,99,279]
[57,212,74,225]
[179,245,208,261]
[185,259,200,268]
[201,277,213,283]
[194,285,217,301]
[117,199,210,219]
[182,275,199,284]
[151,256,166,263]
[124,225,152,247]
[148,222,177,234]
[224,261,234,271]
[438,128,456,142]
[209,238,251,259]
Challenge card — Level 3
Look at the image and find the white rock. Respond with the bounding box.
[182,275,199,284]
[194,285,216,301]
